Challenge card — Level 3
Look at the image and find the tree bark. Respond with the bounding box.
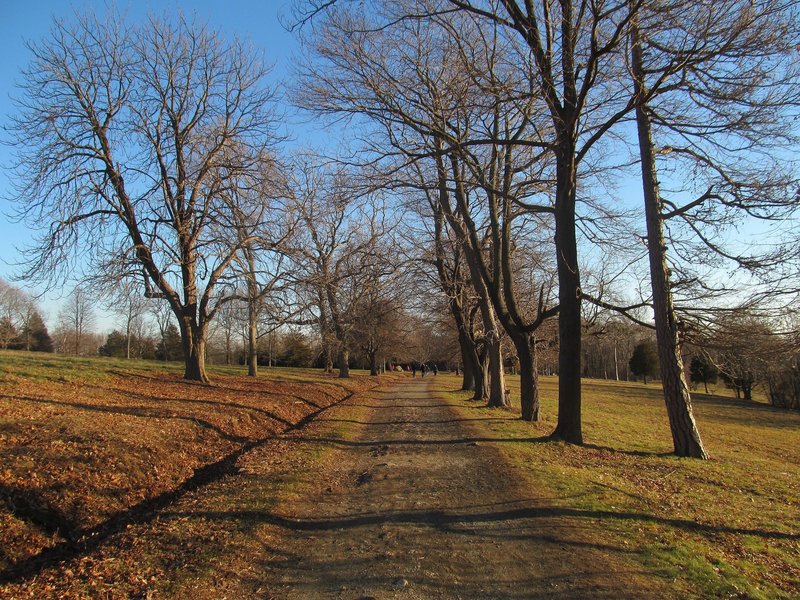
[338,347,350,378]
[631,21,708,459]
[178,315,209,384]
[512,332,540,421]
[474,346,489,402]
[369,349,379,376]
[125,316,132,360]
[247,299,258,378]
[458,331,478,391]
[552,146,583,444]
[485,328,508,408]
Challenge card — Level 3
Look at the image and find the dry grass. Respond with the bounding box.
[0,350,379,583]
[2,353,797,598]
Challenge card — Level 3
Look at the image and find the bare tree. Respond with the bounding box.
[428,203,489,396]
[210,300,245,366]
[57,286,97,356]
[149,300,175,363]
[297,4,547,408]
[102,279,150,360]
[219,153,294,377]
[8,11,281,382]
[287,158,396,378]
[624,0,800,457]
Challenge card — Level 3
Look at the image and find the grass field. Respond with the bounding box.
[436,374,800,599]
[1,352,797,598]
[0,350,382,581]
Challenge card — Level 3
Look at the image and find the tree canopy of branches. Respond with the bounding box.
[293,0,800,458]
[286,158,397,378]
[8,10,282,382]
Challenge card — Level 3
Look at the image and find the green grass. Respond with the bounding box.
[436,374,800,599]
[0,348,373,386]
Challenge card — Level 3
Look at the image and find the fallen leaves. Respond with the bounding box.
[0,354,380,596]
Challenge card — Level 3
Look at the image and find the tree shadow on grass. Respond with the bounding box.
[320,417,518,426]
[8,395,253,444]
[0,483,77,541]
[290,433,670,459]
[692,393,800,429]
[163,502,799,542]
[350,402,454,409]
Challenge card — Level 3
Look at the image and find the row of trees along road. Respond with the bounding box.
[9,11,409,385]
[293,0,800,458]
[8,3,800,459]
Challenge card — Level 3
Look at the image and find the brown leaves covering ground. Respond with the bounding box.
[0,351,379,587]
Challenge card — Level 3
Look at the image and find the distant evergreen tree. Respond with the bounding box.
[155,323,182,361]
[689,355,718,394]
[23,311,54,353]
[99,330,128,358]
[134,337,157,360]
[629,341,658,384]
[100,330,157,360]
[280,330,315,367]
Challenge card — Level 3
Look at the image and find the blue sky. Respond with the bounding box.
[0,1,789,331]
[0,0,310,326]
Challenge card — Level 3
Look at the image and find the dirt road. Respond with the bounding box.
[246,377,667,599]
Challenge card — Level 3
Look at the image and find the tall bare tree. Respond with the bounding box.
[8,11,281,383]
[215,152,294,377]
[297,4,551,408]
[103,279,149,360]
[287,157,395,378]
[57,286,97,356]
[625,0,800,457]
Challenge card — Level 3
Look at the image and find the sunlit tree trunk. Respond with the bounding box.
[631,20,708,459]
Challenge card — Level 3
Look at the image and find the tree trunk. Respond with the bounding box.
[632,21,708,459]
[338,347,350,378]
[369,349,379,376]
[247,300,258,378]
[474,347,489,402]
[552,147,583,444]
[460,335,478,391]
[126,318,132,360]
[513,332,540,421]
[451,299,477,391]
[179,316,209,384]
[485,330,508,408]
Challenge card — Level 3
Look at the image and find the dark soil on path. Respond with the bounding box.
[2,376,673,599]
